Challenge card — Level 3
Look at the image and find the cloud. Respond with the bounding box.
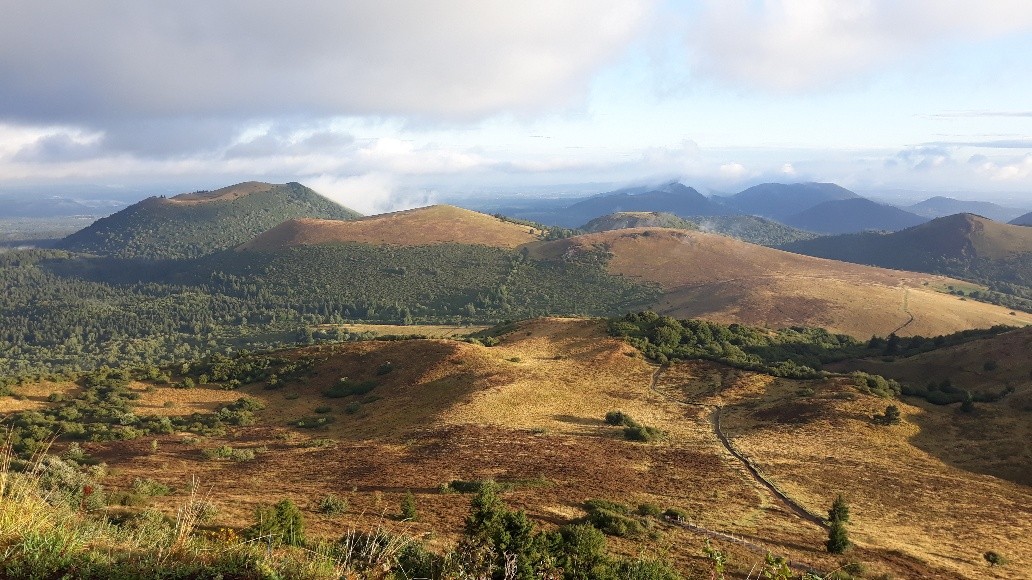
[0,1,655,125]
[894,146,953,171]
[305,173,436,215]
[974,153,1032,181]
[689,0,1032,91]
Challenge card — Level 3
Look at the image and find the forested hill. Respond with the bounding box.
[57,182,361,260]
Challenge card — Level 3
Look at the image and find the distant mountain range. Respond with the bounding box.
[0,195,127,218]
[57,181,360,260]
[493,181,958,235]
[714,182,860,220]
[905,196,1027,223]
[780,197,928,234]
[1012,211,1032,226]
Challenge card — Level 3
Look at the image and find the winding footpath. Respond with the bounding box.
[647,365,826,528]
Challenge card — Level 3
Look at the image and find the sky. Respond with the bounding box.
[2,0,1032,213]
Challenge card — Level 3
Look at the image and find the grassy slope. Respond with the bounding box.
[531,228,1032,338]
[240,205,540,250]
[9,319,1028,579]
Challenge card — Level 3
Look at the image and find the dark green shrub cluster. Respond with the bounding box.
[583,500,643,537]
[609,312,861,377]
[900,379,1014,406]
[851,371,901,398]
[603,410,663,442]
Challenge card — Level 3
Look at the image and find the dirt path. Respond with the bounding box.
[888,286,916,336]
[648,365,826,528]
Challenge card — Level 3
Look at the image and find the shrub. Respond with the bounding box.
[604,410,629,426]
[290,416,334,429]
[131,478,172,497]
[984,551,1007,567]
[624,424,663,442]
[400,491,418,521]
[248,499,306,547]
[636,503,663,517]
[318,494,348,515]
[662,507,689,522]
[314,406,332,414]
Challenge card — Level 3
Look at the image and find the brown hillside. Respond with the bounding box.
[240,204,539,250]
[165,181,277,205]
[531,228,1032,337]
[16,319,1023,578]
[829,326,1032,485]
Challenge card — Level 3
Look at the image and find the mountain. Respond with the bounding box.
[241,205,539,250]
[581,211,817,247]
[782,197,928,234]
[530,228,1031,337]
[906,196,1028,222]
[716,182,860,220]
[57,182,361,259]
[1012,211,1032,226]
[548,182,729,227]
[783,213,1032,291]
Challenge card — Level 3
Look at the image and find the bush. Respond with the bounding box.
[248,499,306,547]
[624,424,663,442]
[318,494,348,515]
[604,410,629,426]
[400,491,418,521]
[636,503,663,517]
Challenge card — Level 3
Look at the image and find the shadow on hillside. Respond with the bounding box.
[904,399,1032,488]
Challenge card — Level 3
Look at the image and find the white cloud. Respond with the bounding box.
[305,173,436,215]
[690,0,1032,91]
[975,153,1032,181]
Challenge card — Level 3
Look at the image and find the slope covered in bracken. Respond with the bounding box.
[5,318,1029,578]
[531,228,1032,337]
[240,205,539,250]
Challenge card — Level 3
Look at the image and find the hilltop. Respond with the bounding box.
[582,211,817,247]
[906,196,1027,223]
[2,317,1029,578]
[531,228,1032,337]
[783,213,1032,293]
[548,182,729,227]
[58,182,361,259]
[241,204,539,250]
[782,197,928,234]
[715,182,860,221]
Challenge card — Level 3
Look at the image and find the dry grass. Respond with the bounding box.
[0,381,78,413]
[718,377,1032,579]
[14,319,1027,579]
[164,181,276,205]
[530,228,1032,338]
[240,205,540,250]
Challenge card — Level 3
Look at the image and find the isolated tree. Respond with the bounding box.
[400,490,418,521]
[880,404,901,425]
[825,494,851,554]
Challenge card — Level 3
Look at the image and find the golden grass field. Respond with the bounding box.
[240,205,540,250]
[9,318,1029,578]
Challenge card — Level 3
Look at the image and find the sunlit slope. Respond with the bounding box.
[240,204,539,250]
[9,318,1031,578]
[532,228,1032,337]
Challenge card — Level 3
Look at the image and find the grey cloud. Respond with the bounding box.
[224,129,356,159]
[923,139,1032,149]
[0,1,655,125]
[11,133,102,163]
